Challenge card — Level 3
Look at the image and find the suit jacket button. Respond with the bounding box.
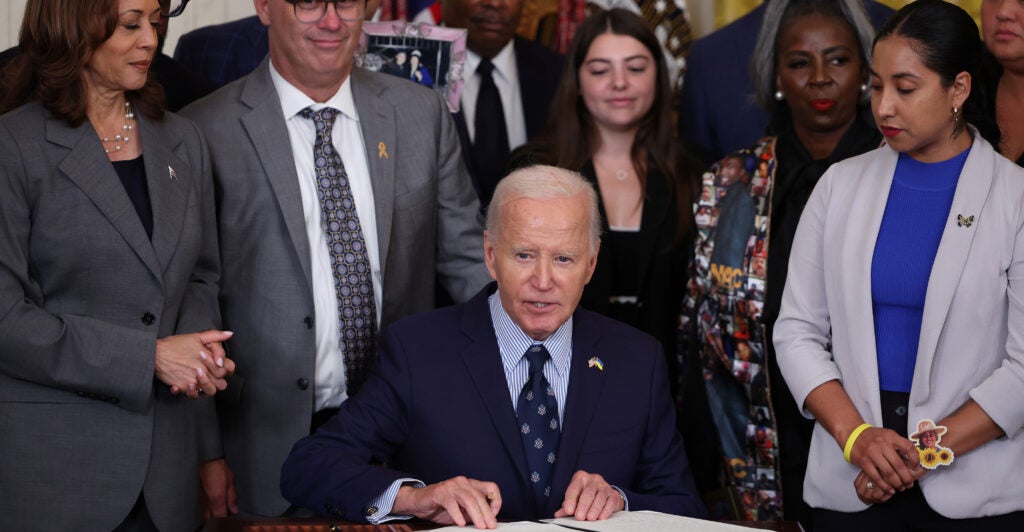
[365,506,379,517]
[303,316,314,329]
[297,378,309,390]
[77,391,88,397]
[109,397,119,405]
[141,312,156,326]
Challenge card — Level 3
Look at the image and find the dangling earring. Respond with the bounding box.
[951,105,963,138]
[774,90,785,101]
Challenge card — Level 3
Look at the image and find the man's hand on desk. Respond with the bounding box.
[554,471,625,521]
[200,458,239,519]
[393,476,501,529]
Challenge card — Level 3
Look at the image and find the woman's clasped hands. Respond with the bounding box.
[847,426,925,505]
[155,330,236,399]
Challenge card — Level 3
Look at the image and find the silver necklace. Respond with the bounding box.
[100,101,134,154]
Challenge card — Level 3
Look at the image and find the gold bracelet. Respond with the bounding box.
[843,423,872,463]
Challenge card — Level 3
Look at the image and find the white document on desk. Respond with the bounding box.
[433,510,755,531]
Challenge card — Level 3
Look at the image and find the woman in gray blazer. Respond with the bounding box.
[0,0,234,529]
[775,1,1024,528]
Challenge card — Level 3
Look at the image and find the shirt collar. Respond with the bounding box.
[489,292,572,378]
[465,40,517,83]
[268,59,359,122]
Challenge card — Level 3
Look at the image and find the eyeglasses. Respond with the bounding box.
[167,0,190,18]
[284,0,365,24]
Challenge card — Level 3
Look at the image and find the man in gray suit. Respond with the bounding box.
[182,0,491,518]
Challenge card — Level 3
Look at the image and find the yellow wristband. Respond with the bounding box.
[843,423,872,463]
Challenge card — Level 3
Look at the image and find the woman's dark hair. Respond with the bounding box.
[521,8,695,239]
[874,0,1000,146]
[0,0,165,123]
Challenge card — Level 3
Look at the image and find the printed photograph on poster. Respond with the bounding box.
[753,406,770,426]
[356,22,467,112]
[756,467,775,489]
[757,490,781,517]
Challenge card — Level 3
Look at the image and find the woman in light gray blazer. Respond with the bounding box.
[775,1,1024,528]
[0,0,234,529]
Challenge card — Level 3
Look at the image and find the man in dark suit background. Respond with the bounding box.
[677,0,894,165]
[174,14,269,88]
[281,165,706,527]
[172,0,384,88]
[441,0,563,207]
[182,0,490,519]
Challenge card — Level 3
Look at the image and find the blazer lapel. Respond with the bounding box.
[548,311,608,514]
[239,63,313,291]
[139,116,188,277]
[458,289,531,487]
[841,146,896,423]
[50,117,162,281]
[633,167,671,293]
[912,136,994,403]
[513,37,545,137]
[352,69,396,281]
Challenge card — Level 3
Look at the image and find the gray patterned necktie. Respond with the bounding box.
[300,106,377,396]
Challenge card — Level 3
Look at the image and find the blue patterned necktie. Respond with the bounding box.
[300,106,377,396]
[516,344,561,513]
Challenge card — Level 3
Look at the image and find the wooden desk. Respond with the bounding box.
[204,517,801,532]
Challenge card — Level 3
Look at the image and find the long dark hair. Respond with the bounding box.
[874,0,1000,147]
[0,0,165,124]
[521,8,695,239]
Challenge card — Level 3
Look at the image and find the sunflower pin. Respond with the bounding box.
[909,419,954,470]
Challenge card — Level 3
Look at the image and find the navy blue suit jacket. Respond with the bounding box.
[678,1,894,165]
[173,15,268,88]
[280,283,705,522]
[454,38,563,203]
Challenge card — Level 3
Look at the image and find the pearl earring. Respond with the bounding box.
[860,83,869,93]
[774,90,784,101]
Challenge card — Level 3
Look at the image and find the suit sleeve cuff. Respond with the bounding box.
[610,485,629,512]
[365,478,425,524]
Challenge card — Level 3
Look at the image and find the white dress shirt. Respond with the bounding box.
[460,41,527,151]
[270,61,383,411]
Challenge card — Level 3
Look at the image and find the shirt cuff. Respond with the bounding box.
[366,478,426,524]
[610,485,629,511]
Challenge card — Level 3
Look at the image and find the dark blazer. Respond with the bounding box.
[677,1,894,165]
[0,102,220,530]
[153,53,219,112]
[181,60,491,516]
[173,15,269,88]
[454,37,563,202]
[280,283,706,522]
[578,162,687,356]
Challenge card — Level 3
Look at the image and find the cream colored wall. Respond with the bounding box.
[0,0,255,55]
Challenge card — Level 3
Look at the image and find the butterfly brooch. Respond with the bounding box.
[957,214,974,228]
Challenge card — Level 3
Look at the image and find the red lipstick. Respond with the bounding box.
[810,99,836,111]
[881,126,902,138]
